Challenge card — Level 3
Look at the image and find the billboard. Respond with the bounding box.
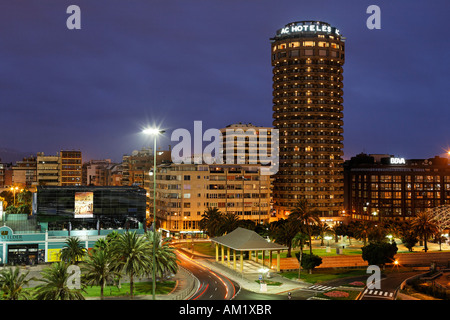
[74,192,94,218]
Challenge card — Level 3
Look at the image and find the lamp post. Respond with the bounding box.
[143,127,165,300]
[10,186,19,206]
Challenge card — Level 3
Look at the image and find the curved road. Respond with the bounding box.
[176,250,237,300]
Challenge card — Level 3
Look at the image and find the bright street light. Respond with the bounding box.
[143,128,164,135]
[143,126,165,300]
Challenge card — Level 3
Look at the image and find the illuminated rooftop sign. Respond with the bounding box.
[277,22,340,36]
[390,157,406,165]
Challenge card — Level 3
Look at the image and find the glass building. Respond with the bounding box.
[34,186,147,231]
[0,186,147,265]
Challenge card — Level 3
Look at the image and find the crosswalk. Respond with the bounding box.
[362,288,394,299]
[307,284,336,291]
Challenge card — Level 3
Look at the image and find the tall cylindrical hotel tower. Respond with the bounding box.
[271,21,345,219]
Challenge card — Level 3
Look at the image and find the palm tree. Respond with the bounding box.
[288,200,321,255]
[110,231,152,299]
[292,231,308,279]
[199,207,223,238]
[353,220,372,246]
[82,247,116,300]
[272,219,301,257]
[145,231,179,278]
[106,230,120,242]
[411,211,438,252]
[330,223,341,243]
[93,238,109,251]
[60,237,86,264]
[317,221,331,246]
[0,267,35,300]
[220,212,241,235]
[34,262,85,300]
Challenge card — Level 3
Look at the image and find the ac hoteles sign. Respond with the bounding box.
[277,21,340,36]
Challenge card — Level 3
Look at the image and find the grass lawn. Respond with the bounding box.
[83,281,176,298]
[254,280,283,286]
[180,242,216,256]
[281,268,368,284]
[23,281,176,299]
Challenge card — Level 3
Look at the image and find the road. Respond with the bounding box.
[176,250,237,300]
[360,271,421,300]
[176,249,316,300]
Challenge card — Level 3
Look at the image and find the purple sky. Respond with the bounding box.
[1,0,449,163]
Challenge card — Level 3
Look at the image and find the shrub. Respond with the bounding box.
[295,252,322,273]
[361,241,398,266]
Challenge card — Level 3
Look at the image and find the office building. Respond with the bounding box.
[344,153,450,221]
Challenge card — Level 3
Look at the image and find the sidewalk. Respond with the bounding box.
[199,257,309,295]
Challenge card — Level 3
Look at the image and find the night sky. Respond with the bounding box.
[1,0,449,163]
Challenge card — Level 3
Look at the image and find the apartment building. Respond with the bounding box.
[151,163,272,235]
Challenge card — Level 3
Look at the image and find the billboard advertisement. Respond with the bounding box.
[74,192,94,218]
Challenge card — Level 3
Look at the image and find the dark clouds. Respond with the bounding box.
[0,0,449,162]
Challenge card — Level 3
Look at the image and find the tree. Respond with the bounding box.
[17,189,32,207]
[368,224,388,243]
[220,212,241,235]
[0,191,13,208]
[199,207,223,238]
[60,237,86,264]
[0,267,35,300]
[106,230,120,243]
[93,238,109,251]
[401,232,419,252]
[34,262,85,300]
[353,220,372,246]
[411,211,438,252]
[145,231,178,278]
[110,231,152,299]
[82,247,116,300]
[343,221,357,245]
[295,252,322,274]
[330,223,343,243]
[271,219,300,257]
[292,231,308,279]
[361,241,398,267]
[288,200,321,255]
[5,206,18,214]
[397,221,419,252]
[317,221,331,246]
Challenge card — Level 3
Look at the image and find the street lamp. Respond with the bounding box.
[10,186,19,206]
[143,127,165,300]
